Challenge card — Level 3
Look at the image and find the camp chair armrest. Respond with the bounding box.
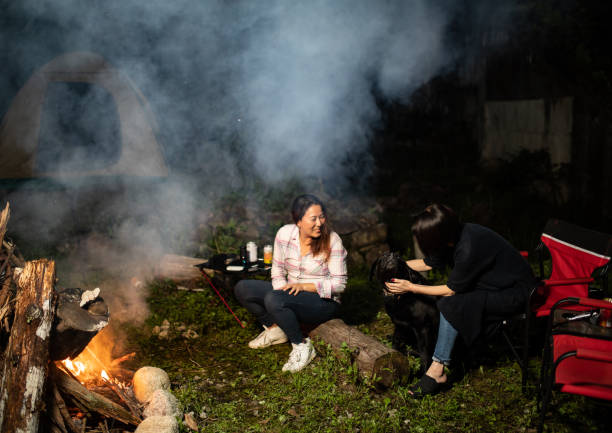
[576,297,612,310]
[549,296,612,314]
[576,348,612,363]
[543,277,594,287]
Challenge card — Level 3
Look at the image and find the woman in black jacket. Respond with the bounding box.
[385,203,535,396]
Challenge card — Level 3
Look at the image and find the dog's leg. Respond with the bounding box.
[392,326,408,354]
[384,296,410,354]
[414,327,434,374]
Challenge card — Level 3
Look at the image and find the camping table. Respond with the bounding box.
[552,308,612,340]
[194,257,271,328]
[195,257,271,278]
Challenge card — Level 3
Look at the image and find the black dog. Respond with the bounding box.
[370,252,439,372]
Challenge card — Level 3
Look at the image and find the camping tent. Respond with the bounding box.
[0,51,168,179]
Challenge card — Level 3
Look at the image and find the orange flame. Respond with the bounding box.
[58,327,118,384]
[61,358,86,377]
[56,327,134,388]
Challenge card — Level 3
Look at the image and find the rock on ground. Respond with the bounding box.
[134,415,178,433]
[133,366,171,403]
[143,389,180,418]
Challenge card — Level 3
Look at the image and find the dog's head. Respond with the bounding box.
[370,252,428,295]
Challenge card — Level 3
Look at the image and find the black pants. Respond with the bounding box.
[234,279,339,344]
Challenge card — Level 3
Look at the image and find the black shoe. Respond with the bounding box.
[409,374,449,398]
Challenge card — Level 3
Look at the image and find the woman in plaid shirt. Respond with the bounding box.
[235,194,347,372]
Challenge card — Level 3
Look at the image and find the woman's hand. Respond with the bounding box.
[281,282,317,296]
[386,280,455,297]
[385,278,415,294]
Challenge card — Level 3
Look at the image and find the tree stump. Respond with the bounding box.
[0,259,57,433]
[308,318,411,388]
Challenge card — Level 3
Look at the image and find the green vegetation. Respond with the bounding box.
[204,219,244,255]
[119,273,608,433]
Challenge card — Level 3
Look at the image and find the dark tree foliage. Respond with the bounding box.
[371,0,612,247]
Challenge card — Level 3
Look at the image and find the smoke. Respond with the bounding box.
[231,1,448,180]
[0,0,515,323]
[0,0,486,181]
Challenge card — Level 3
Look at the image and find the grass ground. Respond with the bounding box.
[117,277,609,433]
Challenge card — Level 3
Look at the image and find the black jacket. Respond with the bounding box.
[425,223,536,345]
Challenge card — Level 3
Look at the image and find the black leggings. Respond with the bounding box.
[234,279,339,344]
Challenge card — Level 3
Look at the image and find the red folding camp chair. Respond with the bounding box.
[508,220,611,395]
[538,297,612,433]
[533,219,611,317]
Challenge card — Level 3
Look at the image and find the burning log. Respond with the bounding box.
[110,352,136,367]
[157,254,214,281]
[102,371,143,421]
[52,365,141,426]
[51,287,110,361]
[308,318,411,388]
[0,259,57,433]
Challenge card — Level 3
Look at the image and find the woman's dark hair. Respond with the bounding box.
[411,203,461,257]
[291,194,331,260]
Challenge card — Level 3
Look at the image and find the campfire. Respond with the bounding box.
[58,322,135,385]
[60,336,136,387]
[0,203,176,433]
[51,329,143,432]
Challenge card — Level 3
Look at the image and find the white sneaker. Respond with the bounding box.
[248,325,288,349]
[282,338,316,372]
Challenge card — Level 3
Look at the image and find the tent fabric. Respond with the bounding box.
[0,51,168,179]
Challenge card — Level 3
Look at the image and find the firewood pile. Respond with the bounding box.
[0,203,173,433]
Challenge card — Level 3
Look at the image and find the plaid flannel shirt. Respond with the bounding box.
[271,224,347,301]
